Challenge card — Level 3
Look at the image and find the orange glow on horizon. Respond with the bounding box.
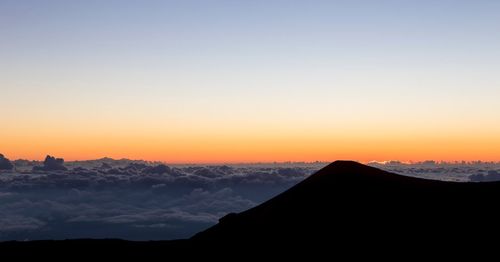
[3,109,500,164]
[2,128,500,164]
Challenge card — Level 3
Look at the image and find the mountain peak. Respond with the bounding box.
[297,160,398,186]
[318,160,374,173]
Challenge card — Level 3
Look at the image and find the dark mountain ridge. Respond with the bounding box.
[192,161,500,246]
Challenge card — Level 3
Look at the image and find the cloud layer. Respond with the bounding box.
[368,161,500,182]
[2,156,500,241]
[32,155,68,172]
[0,157,318,241]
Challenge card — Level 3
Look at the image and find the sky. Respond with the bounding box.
[1,0,500,163]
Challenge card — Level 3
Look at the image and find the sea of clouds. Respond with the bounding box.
[1,155,500,241]
[0,155,318,241]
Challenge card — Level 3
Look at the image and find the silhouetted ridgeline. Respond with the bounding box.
[2,161,500,258]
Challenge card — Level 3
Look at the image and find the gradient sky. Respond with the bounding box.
[1,0,500,163]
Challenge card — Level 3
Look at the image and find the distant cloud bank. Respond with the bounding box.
[0,154,13,170]
[32,155,68,172]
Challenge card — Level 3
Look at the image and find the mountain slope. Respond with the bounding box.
[191,161,500,247]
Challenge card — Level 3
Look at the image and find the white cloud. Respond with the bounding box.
[0,216,46,232]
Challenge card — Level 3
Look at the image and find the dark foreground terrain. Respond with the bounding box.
[2,161,500,258]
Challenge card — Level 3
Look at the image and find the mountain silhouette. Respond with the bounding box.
[3,161,500,258]
[190,161,500,252]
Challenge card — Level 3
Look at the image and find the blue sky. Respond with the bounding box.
[1,0,500,162]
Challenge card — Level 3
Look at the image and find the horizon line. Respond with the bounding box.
[5,155,500,165]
